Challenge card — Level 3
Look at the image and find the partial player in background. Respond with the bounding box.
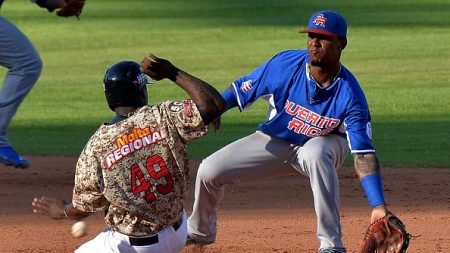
[183,10,411,253]
[0,0,85,169]
[32,55,226,253]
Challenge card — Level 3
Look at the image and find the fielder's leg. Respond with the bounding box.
[291,134,349,251]
[0,17,42,168]
[187,131,297,243]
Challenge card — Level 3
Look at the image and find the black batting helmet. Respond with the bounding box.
[103,61,149,111]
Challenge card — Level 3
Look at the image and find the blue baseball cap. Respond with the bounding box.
[299,10,347,38]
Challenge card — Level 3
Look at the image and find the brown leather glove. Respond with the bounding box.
[56,0,85,19]
[359,212,412,253]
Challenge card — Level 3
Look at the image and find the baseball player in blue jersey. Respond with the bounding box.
[185,10,398,253]
[0,0,72,168]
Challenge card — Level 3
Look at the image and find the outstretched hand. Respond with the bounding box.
[32,196,66,220]
[370,205,387,223]
[140,53,179,81]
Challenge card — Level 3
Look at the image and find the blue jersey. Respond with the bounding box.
[223,50,375,154]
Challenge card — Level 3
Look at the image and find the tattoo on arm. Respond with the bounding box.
[354,153,381,175]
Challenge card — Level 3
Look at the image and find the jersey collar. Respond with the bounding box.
[305,63,342,91]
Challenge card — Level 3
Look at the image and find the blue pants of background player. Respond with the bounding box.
[0,16,43,168]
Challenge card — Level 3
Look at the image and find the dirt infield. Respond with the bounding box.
[0,156,448,252]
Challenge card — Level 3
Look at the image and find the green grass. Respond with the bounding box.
[1,0,449,167]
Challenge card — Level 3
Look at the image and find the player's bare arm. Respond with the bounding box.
[32,196,90,220]
[353,152,380,176]
[171,68,227,124]
[140,53,227,125]
[353,153,388,222]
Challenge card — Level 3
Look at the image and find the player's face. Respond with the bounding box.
[307,32,344,67]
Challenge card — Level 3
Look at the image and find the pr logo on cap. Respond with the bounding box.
[313,14,327,27]
[298,10,347,38]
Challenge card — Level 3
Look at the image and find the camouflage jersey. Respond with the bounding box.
[72,99,207,237]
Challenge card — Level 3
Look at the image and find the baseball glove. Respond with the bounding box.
[56,0,85,19]
[359,212,412,253]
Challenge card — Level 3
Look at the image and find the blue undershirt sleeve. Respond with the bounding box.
[361,173,386,208]
[222,88,238,110]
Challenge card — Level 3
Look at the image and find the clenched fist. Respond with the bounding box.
[140,53,179,82]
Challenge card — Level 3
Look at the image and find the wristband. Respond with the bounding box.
[361,173,385,208]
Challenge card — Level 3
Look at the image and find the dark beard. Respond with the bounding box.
[309,59,324,67]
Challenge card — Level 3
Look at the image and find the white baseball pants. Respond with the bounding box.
[75,211,188,253]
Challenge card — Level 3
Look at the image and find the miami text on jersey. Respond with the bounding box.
[285,100,340,137]
[105,127,167,169]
